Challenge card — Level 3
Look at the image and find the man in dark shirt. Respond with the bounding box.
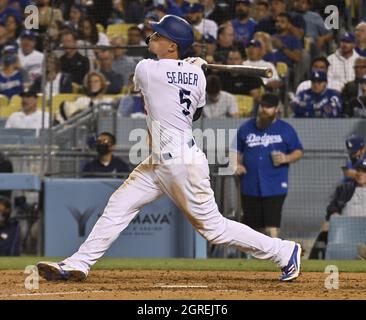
[59,30,90,85]
[255,0,305,40]
[82,132,129,177]
[97,50,124,94]
[218,48,263,100]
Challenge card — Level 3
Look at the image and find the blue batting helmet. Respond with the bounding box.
[148,15,194,55]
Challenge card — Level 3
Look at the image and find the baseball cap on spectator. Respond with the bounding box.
[247,39,262,48]
[353,158,366,171]
[20,30,37,41]
[20,87,38,98]
[187,3,204,13]
[345,134,365,154]
[340,32,355,43]
[259,93,279,108]
[310,70,327,82]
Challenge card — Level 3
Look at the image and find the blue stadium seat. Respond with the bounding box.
[325,216,366,260]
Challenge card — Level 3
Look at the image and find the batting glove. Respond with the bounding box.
[184,57,208,69]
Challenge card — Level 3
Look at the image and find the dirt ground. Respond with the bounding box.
[1,269,366,300]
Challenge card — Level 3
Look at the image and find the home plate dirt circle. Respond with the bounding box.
[1,269,366,299]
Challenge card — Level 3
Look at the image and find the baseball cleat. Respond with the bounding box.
[37,261,87,281]
[280,243,302,282]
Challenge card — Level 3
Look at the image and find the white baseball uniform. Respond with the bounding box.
[63,58,295,274]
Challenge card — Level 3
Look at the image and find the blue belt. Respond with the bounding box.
[158,139,195,160]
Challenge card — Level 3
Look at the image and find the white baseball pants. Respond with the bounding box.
[63,143,295,274]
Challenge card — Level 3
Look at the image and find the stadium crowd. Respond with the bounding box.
[0,0,365,123]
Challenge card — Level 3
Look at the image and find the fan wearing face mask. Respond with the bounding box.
[82,132,130,177]
[0,196,20,256]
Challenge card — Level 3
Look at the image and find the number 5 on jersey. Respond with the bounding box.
[179,89,191,116]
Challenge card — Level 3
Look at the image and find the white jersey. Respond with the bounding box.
[5,109,49,130]
[18,49,44,83]
[134,58,206,152]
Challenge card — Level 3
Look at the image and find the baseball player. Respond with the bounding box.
[37,15,301,282]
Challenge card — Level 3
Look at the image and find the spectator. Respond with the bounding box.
[118,0,143,24]
[243,39,282,89]
[293,0,332,57]
[310,157,366,259]
[219,48,263,102]
[342,57,366,117]
[203,74,239,118]
[5,87,50,129]
[253,1,270,22]
[5,13,22,43]
[31,53,73,96]
[231,0,257,47]
[0,45,24,99]
[0,196,20,256]
[110,35,138,88]
[108,0,125,24]
[254,31,276,62]
[0,0,21,24]
[97,50,124,94]
[327,32,360,90]
[270,13,303,68]
[59,71,113,122]
[355,22,366,57]
[18,30,44,86]
[347,75,366,118]
[201,0,229,26]
[78,16,110,47]
[295,56,343,94]
[214,23,237,63]
[232,93,303,238]
[82,132,129,176]
[192,34,216,64]
[0,22,17,59]
[166,0,191,17]
[44,20,64,56]
[60,29,90,85]
[126,25,147,58]
[65,4,84,31]
[117,74,145,118]
[185,3,218,40]
[342,135,366,182]
[36,0,63,33]
[255,0,305,40]
[0,152,13,199]
[292,71,343,118]
[88,0,113,28]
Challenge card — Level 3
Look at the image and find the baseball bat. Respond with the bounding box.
[203,64,273,78]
